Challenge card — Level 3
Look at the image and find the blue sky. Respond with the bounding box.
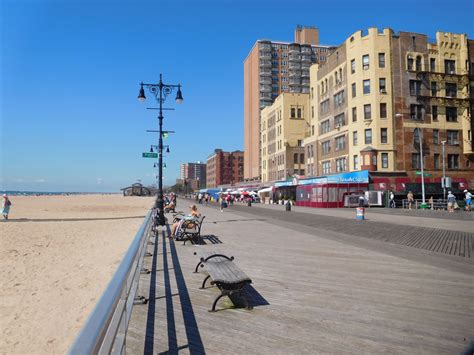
[1,0,473,192]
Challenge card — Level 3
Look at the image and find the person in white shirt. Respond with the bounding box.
[464,189,472,211]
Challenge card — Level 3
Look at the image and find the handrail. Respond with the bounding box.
[69,210,152,354]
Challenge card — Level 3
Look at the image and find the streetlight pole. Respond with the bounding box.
[138,74,183,226]
[418,128,427,208]
[441,140,447,201]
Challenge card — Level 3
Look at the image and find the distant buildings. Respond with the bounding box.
[244,26,336,180]
[206,149,244,188]
[180,162,206,188]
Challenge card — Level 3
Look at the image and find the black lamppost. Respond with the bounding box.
[138,74,183,226]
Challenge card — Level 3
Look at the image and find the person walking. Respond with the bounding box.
[464,189,472,211]
[447,191,456,213]
[220,196,227,212]
[407,191,414,210]
[428,196,434,210]
[2,194,12,220]
[389,191,396,208]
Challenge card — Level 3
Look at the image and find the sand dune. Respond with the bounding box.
[0,194,154,354]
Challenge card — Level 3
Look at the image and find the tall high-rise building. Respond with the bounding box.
[180,162,206,188]
[206,149,244,188]
[306,28,473,187]
[244,26,335,181]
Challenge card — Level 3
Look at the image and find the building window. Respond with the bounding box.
[353,131,358,146]
[381,128,388,143]
[431,81,437,96]
[410,104,423,120]
[432,129,439,144]
[430,58,436,72]
[413,128,421,145]
[409,80,422,95]
[364,104,372,120]
[311,106,314,118]
[353,155,359,170]
[300,153,304,164]
[336,157,347,172]
[351,59,355,74]
[321,120,330,134]
[379,78,386,93]
[311,125,315,135]
[335,113,345,127]
[445,59,456,74]
[407,56,414,70]
[297,107,302,118]
[297,140,303,147]
[351,83,356,97]
[432,105,438,121]
[363,79,370,94]
[320,99,330,114]
[381,153,388,168]
[434,154,440,169]
[291,108,296,118]
[447,130,459,145]
[380,103,387,118]
[446,107,457,122]
[335,135,346,151]
[412,153,421,169]
[415,56,422,71]
[447,154,459,169]
[445,83,457,98]
[365,129,372,144]
[352,107,357,122]
[378,53,385,68]
[334,90,345,107]
[322,140,331,154]
[311,87,314,99]
[362,55,369,70]
[294,153,298,164]
[322,161,331,174]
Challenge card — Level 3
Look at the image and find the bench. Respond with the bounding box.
[197,252,253,312]
[177,215,206,245]
[193,250,234,273]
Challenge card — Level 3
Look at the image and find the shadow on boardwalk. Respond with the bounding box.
[144,225,205,354]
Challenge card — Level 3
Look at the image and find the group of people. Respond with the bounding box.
[170,204,200,239]
[404,189,472,212]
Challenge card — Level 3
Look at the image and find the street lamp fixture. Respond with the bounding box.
[138,74,183,226]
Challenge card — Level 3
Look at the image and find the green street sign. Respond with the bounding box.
[142,152,158,158]
[415,171,432,177]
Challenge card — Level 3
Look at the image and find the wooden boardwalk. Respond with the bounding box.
[126,204,474,354]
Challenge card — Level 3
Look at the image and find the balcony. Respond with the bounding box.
[301,54,311,62]
[259,76,271,84]
[301,70,310,77]
[259,60,272,68]
[289,78,301,85]
[259,42,272,51]
[289,54,300,62]
[289,43,300,54]
[259,52,272,59]
[260,84,272,92]
[260,69,272,75]
[289,87,301,93]
[301,79,310,85]
[301,87,310,94]
[301,62,311,70]
[289,62,300,69]
[300,46,312,54]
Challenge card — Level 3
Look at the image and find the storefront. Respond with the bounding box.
[295,171,369,208]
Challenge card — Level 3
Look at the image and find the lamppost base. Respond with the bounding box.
[419,202,429,210]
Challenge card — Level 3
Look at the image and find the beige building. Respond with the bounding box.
[244,26,335,181]
[305,28,473,186]
[260,93,310,182]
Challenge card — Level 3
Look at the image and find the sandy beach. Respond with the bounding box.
[0,194,154,354]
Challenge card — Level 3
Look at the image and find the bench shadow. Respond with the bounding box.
[228,284,270,309]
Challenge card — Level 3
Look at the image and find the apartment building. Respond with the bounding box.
[306,28,473,188]
[261,93,309,182]
[180,162,206,188]
[244,26,335,181]
[206,149,244,188]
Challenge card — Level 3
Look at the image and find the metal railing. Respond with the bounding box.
[401,198,447,210]
[69,210,153,354]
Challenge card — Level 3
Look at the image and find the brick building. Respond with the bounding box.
[206,149,244,188]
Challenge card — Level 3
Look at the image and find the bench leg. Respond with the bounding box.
[201,275,211,289]
[194,261,202,273]
[238,290,253,310]
[210,293,226,312]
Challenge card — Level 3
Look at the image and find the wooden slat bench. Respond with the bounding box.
[197,252,253,312]
[177,215,206,245]
[193,250,234,273]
